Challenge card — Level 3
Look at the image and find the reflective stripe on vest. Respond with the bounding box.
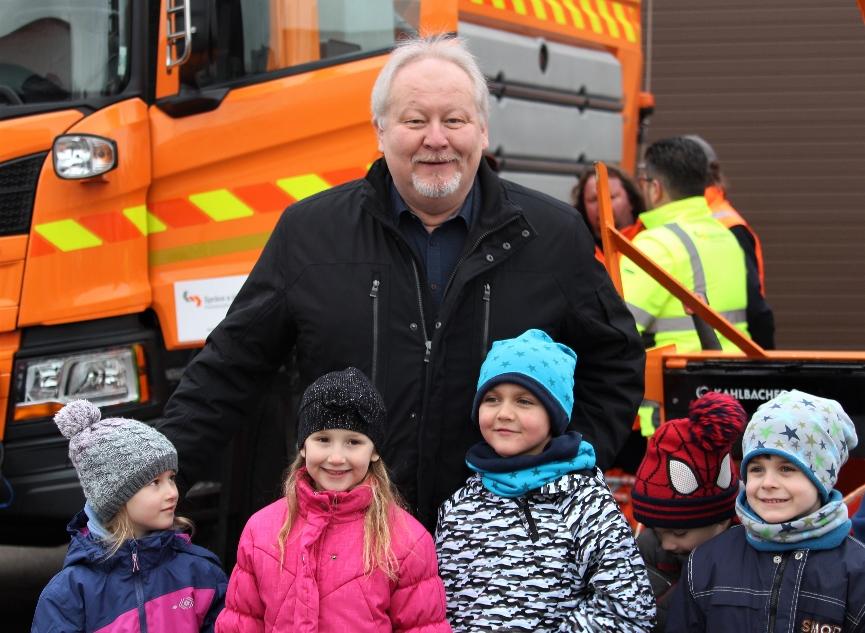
[632,221,746,334]
[627,303,747,333]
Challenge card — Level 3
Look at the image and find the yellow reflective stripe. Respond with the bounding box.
[123,205,167,235]
[150,232,271,267]
[612,1,637,42]
[277,174,332,201]
[512,0,529,15]
[562,0,586,29]
[492,0,506,8]
[470,0,483,4]
[530,0,549,20]
[596,0,621,38]
[189,189,254,222]
[579,0,603,33]
[545,0,568,24]
[35,220,102,252]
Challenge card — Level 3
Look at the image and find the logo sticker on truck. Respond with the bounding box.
[174,275,248,343]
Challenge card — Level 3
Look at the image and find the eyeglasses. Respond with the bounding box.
[636,163,654,183]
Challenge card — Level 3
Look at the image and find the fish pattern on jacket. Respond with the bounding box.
[436,468,655,632]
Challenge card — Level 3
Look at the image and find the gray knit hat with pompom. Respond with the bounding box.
[54,400,178,523]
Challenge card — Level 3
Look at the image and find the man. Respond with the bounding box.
[624,136,749,353]
[685,134,775,349]
[159,35,644,529]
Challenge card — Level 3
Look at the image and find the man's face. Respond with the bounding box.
[376,57,488,219]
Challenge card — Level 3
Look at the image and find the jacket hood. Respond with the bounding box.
[62,509,222,574]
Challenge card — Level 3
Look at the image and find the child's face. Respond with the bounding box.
[301,429,380,492]
[478,383,552,457]
[745,454,821,524]
[654,522,728,555]
[125,470,178,538]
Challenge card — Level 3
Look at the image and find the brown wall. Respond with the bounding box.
[641,0,865,349]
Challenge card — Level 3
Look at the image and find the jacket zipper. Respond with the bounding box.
[480,282,491,360]
[369,277,381,383]
[131,547,148,633]
[516,497,539,542]
[767,552,788,632]
[409,259,431,363]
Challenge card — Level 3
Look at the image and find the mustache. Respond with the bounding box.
[412,153,458,164]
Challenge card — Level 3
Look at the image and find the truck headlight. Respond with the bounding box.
[52,134,118,180]
[13,345,149,421]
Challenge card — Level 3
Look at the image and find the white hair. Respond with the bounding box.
[371,34,490,130]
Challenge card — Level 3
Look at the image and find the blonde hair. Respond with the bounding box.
[101,507,194,558]
[277,453,404,580]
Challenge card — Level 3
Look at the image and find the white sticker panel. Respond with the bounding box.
[174,275,248,343]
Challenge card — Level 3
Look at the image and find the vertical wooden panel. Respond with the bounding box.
[642,0,865,349]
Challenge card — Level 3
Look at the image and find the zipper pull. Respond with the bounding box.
[369,278,380,298]
[424,340,431,363]
[131,550,140,573]
[482,283,491,302]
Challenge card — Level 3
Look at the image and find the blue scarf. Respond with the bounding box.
[735,489,851,552]
[84,502,112,542]
[466,432,596,498]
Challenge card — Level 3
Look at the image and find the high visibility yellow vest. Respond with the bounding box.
[621,196,749,353]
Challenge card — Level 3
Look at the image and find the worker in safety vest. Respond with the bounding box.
[626,137,752,437]
[685,134,775,349]
[624,136,750,353]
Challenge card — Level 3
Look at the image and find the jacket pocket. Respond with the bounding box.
[795,594,846,633]
[703,590,767,632]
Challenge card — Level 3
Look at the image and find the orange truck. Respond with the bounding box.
[0,0,645,540]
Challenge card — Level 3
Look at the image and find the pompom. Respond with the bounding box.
[687,391,746,451]
[53,399,102,439]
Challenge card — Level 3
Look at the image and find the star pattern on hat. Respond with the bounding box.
[742,390,857,505]
[780,426,799,441]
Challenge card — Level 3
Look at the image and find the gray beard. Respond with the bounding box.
[411,171,462,199]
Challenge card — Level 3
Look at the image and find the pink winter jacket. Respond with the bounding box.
[216,472,452,633]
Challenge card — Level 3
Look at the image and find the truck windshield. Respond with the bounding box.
[0,0,131,107]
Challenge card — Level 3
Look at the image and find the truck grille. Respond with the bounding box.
[0,153,46,236]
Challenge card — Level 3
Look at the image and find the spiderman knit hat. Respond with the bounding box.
[472,329,577,436]
[632,392,747,528]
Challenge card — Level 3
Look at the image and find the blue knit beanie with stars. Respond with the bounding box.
[472,329,577,436]
[740,389,858,503]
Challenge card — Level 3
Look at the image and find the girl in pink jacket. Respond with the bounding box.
[216,368,451,633]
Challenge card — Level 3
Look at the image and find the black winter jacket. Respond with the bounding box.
[666,525,865,633]
[161,159,644,527]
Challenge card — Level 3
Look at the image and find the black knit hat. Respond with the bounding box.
[297,368,386,449]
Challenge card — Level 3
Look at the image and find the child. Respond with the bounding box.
[666,389,865,632]
[216,367,451,632]
[630,391,747,632]
[435,329,655,632]
[32,400,227,632]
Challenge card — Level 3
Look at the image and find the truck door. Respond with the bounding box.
[147,0,421,351]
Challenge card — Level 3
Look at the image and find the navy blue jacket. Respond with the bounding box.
[666,525,865,633]
[854,503,865,542]
[32,511,227,632]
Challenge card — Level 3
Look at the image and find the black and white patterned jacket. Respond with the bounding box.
[435,468,655,632]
